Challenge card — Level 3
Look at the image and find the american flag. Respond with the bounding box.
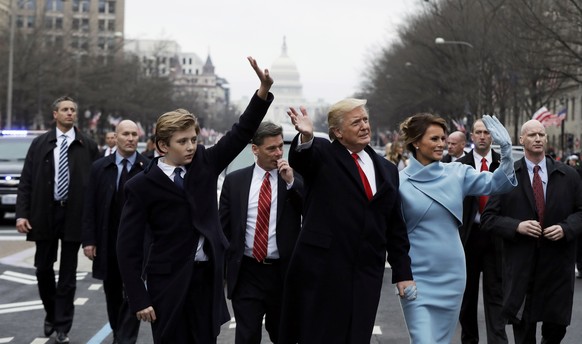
[532,106,566,127]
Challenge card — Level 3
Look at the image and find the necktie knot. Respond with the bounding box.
[534,165,541,174]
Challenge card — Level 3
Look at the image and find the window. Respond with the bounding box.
[98,37,106,50]
[107,20,116,31]
[98,0,106,13]
[108,1,116,14]
[45,0,64,12]
[21,16,35,28]
[73,0,90,13]
[18,0,35,10]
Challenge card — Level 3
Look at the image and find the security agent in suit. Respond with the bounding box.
[219,122,303,344]
[482,120,582,343]
[281,100,415,343]
[16,96,99,343]
[457,119,508,344]
[82,120,149,344]
[442,131,467,163]
[117,57,273,344]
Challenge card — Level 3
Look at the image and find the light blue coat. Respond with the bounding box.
[398,156,516,344]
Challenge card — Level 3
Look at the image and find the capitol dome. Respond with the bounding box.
[271,37,303,96]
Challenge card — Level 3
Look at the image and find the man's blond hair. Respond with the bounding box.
[327,98,367,140]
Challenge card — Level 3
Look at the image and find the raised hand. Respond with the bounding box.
[287,106,313,143]
[482,115,512,148]
[247,56,273,100]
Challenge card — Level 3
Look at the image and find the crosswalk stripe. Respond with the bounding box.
[0,337,13,343]
[4,271,36,280]
[30,339,49,344]
[0,304,43,314]
[88,284,102,290]
[74,298,89,305]
[0,300,42,309]
[0,275,36,285]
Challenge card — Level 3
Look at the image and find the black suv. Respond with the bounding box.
[0,130,45,220]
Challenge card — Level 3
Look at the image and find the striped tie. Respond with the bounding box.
[253,172,271,262]
[56,135,69,200]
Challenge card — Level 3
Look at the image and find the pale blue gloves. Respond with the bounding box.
[395,284,417,301]
[482,115,515,178]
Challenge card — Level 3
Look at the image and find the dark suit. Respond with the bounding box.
[219,165,303,343]
[16,127,99,334]
[279,138,412,344]
[442,153,453,162]
[482,157,582,343]
[82,152,149,343]
[117,92,272,344]
[457,150,508,343]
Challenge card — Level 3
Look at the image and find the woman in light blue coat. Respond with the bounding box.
[397,114,516,343]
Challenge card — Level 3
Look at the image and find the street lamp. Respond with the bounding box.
[6,0,16,129]
[435,37,474,49]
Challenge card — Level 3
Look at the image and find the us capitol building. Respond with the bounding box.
[236,37,328,129]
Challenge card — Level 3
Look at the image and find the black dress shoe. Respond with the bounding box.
[56,331,70,343]
[43,321,55,337]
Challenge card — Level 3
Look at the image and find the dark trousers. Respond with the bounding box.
[460,226,508,344]
[513,321,567,344]
[151,262,215,344]
[232,256,283,344]
[34,206,80,334]
[103,253,140,343]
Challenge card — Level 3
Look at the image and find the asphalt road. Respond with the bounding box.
[1,218,582,343]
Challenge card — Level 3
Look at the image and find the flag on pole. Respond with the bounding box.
[451,118,466,133]
[532,106,555,123]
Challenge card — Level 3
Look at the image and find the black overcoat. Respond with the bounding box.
[117,92,272,342]
[279,137,413,343]
[82,152,149,279]
[16,127,99,241]
[481,156,582,325]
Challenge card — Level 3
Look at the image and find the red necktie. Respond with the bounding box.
[479,158,489,213]
[253,172,271,261]
[533,165,545,226]
[351,153,373,201]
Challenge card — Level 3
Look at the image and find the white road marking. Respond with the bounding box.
[0,337,14,343]
[0,300,43,314]
[373,326,382,334]
[88,283,102,290]
[74,297,89,305]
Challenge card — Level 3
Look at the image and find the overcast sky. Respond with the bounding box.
[125,0,419,103]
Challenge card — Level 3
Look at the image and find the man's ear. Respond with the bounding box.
[332,127,342,139]
[158,140,168,154]
[251,144,259,156]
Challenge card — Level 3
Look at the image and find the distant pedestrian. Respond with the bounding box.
[101,131,117,157]
[16,96,99,343]
[442,130,466,162]
[385,141,408,170]
[482,119,582,343]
